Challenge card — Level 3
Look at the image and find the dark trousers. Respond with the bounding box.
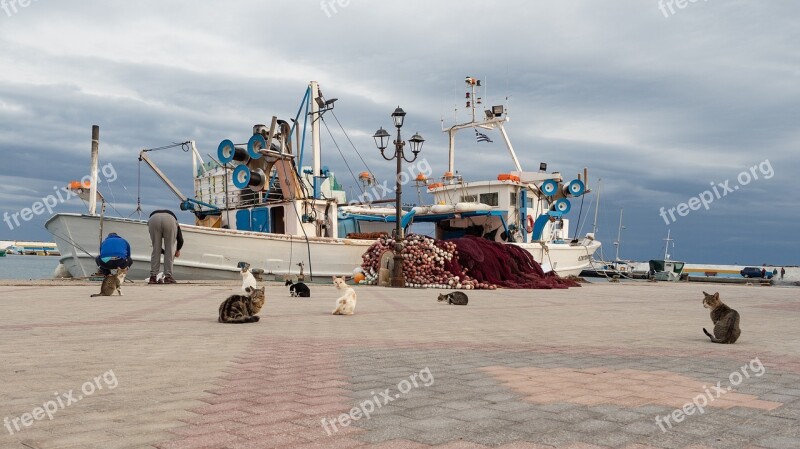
[96,256,133,275]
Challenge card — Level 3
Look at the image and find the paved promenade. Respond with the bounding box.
[0,280,798,449]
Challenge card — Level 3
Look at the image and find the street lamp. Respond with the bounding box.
[373,106,424,287]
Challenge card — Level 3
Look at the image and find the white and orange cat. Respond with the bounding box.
[331,276,357,315]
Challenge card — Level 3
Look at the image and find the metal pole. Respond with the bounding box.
[392,127,405,288]
[591,178,601,236]
[614,208,623,261]
[89,125,100,216]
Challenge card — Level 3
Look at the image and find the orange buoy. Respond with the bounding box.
[354,272,366,284]
[498,174,521,182]
[68,180,90,190]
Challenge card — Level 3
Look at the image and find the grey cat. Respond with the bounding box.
[702,291,741,344]
[91,267,128,297]
[438,291,468,305]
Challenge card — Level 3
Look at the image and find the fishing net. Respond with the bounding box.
[360,234,578,289]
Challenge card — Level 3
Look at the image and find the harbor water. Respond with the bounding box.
[0,255,60,280]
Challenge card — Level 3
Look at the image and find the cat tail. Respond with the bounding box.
[703,328,721,343]
[90,293,102,297]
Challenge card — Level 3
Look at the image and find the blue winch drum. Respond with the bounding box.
[232,164,266,190]
[563,179,585,197]
[218,139,250,165]
[232,164,252,189]
[553,198,571,214]
[540,179,558,197]
[247,134,267,160]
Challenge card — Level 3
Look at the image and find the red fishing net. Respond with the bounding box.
[360,234,578,289]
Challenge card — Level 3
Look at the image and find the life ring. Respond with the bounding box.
[526,215,534,233]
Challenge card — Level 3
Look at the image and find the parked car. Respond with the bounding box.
[740,267,773,279]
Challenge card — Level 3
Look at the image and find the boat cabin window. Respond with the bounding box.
[461,195,477,203]
[479,192,498,207]
[510,192,517,208]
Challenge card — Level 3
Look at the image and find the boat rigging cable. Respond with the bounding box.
[329,110,377,187]
[320,117,365,196]
[45,226,96,259]
[134,141,192,218]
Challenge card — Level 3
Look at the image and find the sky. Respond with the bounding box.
[0,1,797,265]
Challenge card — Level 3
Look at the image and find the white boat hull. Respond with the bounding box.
[45,213,599,281]
[512,240,600,277]
[45,214,373,280]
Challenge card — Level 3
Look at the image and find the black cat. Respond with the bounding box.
[285,279,311,297]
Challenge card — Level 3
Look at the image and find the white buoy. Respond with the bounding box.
[53,263,72,279]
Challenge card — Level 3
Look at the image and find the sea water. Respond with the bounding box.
[0,255,59,280]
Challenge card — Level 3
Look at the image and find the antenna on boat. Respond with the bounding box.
[663,229,674,261]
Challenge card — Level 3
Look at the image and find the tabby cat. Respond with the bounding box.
[91,267,128,297]
[331,276,357,315]
[218,287,266,324]
[437,291,468,305]
[702,291,741,344]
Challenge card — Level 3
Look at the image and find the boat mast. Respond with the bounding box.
[663,229,673,260]
[497,123,522,172]
[445,76,523,174]
[591,178,602,236]
[89,125,100,216]
[310,81,322,196]
[614,208,624,261]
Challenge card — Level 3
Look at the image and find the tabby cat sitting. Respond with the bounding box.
[218,287,265,324]
[702,291,741,344]
[91,267,128,297]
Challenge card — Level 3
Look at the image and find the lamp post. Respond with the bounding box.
[373,106,424,287]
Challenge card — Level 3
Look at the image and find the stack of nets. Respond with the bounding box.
[360,234,578,289]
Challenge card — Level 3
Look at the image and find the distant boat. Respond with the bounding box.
[580,199,633,278]
[4,242,59,256]
[649,259,685,281]
[649,230,684,281]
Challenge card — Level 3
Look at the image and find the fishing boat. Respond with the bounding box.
[47,78,599,280]
[649,229,685,281]
[339,76,601,275]
[47,81,377,280]
[580,198,635,278]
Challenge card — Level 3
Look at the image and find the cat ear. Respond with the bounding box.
[702,291,709,296]
[713,292,719,300]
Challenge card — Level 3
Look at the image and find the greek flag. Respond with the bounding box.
[475,130,493,143]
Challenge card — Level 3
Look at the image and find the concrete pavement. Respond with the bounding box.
[0,279,798,449]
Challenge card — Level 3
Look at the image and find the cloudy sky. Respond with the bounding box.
[0,0,797,265]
